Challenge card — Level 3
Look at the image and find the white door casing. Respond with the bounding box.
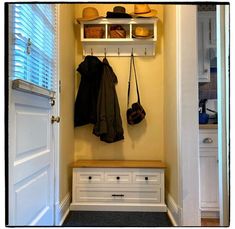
[8,89,56,226]
[216,5,230,226]
[176,5,201,226]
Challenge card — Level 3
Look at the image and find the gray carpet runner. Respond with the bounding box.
[63,211,172,227]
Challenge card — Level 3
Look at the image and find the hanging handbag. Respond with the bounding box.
[126,53,146,125]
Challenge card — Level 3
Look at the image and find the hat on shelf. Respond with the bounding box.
[133,26,153,38]
[106,6,132,18]
[77,7,104,22]
[132,4,157,18]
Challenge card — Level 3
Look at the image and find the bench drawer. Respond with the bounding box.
[133,172,161,185]
[77,172,104,184]
[76,187,161,203]
[105,172,131,184]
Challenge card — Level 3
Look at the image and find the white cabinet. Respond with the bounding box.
[197,11,216,82]
[79,18,158,56]
[71,166,167,212]
[199,129,219,214]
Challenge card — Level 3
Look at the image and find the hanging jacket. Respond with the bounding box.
[74,56,103,127]
[93,58,124,143]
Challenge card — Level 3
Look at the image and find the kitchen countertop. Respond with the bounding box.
[199,124,218,129]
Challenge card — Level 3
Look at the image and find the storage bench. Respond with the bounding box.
[70,160,167,212]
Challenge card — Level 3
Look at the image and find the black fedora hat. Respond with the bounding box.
[106,6,132,18]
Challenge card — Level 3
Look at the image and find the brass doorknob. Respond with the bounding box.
[51,116,60,124]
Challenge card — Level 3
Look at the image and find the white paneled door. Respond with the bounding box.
[9,90,56,226]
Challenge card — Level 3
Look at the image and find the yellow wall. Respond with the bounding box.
[59,4,75,201]
[163,5,179,204]
[74,4,165,161]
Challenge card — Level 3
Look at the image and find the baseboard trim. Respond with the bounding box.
[55,192,71,226]
[201,211,220,219]
[167,194,180,226]
[167,208,177,226]
[70,202,167,212]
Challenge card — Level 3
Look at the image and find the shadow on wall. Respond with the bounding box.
[156,19,163,55]
[126,119,147,149]
[90,140,125,160]
[75,126,125,160]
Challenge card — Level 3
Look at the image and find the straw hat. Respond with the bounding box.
[133,26,153,38]
[77,7,104,22]
[132,4,157,18]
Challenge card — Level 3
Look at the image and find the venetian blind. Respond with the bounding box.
[10,4,57,91]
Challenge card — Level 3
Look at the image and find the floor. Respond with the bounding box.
[63,211,173,227]
[201,218,220,226]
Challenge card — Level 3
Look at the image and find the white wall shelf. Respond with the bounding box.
[78,18,158,57]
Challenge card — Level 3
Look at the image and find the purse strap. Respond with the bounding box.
[127,53,141,108]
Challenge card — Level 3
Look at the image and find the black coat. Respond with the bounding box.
[74,56,103,127]
[93,58,124,143]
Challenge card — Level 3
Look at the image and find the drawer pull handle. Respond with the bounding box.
[88,176,92,180]
[112,194,124,197]
[116,176,120,180]
[203,137,213,144]
[145,177,149,181]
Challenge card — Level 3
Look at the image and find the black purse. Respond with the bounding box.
[126,54,146,125]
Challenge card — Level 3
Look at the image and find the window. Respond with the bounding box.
[9,4,57,91]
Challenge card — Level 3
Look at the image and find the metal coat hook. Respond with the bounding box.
[91,48,93,56]
[118,48,120,56]
[131,48,134,56]
[144,48,147,56]
[104,48,107,57]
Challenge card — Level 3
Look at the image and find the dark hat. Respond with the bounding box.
[106,6,132,18]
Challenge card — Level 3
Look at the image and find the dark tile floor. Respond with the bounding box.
[63,211,172,227]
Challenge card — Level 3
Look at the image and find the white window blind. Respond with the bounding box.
[9,4,57,91]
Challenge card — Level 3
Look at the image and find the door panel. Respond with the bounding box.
[15,106,48,156]
[15,169,49,225]
[14,150,50,184]
[9,90,54,226]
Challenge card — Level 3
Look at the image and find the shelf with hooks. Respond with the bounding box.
[77,18,158,57]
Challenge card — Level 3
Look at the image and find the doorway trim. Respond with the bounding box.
[216,5,230,226]
[176,4,230,226]
[176,5,201,226]
[53,3,61,226]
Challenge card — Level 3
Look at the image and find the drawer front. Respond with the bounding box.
[199,132,218,148]
[133,172,161,185]
[105,172,131,184]
[76,188,161,203]
[122,189,161,203]
[77,172,104,184]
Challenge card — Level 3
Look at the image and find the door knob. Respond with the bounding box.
[51,116,60,124]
